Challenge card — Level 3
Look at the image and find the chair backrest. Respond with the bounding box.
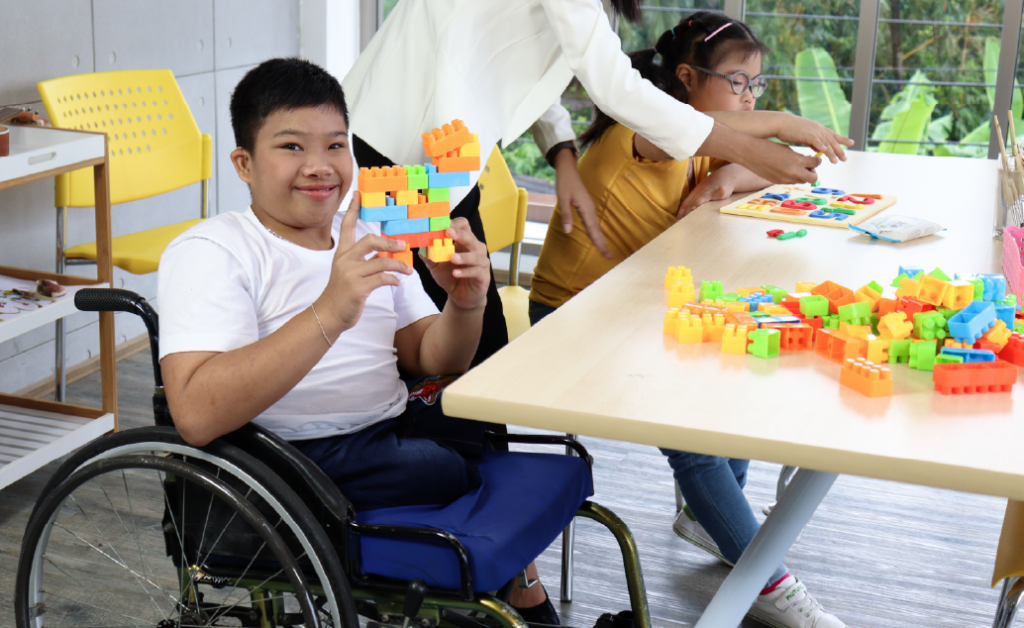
[38,69,212,207]
[994,499,1024,594]
[477,146,527,255]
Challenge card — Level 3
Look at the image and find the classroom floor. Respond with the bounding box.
[0,351,1007,628]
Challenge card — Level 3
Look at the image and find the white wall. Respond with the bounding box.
[0,0,360,393]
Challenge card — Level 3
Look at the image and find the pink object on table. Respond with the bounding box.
[1004,226,1024,304]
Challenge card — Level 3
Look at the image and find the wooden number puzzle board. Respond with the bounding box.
[719,183,897,229]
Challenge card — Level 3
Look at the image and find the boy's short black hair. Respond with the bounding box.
[230,57,348,153]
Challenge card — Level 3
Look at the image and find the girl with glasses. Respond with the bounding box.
[529,12,849,628]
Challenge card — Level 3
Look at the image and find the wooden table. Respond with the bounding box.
[443,150,1019,627]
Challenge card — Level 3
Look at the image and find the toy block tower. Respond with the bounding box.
[359,119,481,265]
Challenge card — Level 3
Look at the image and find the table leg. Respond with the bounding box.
[694,468,838,628]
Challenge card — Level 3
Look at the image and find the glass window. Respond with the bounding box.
[870,1,1008,157]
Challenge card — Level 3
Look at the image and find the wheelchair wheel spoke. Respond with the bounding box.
[121,468,180,613]
[159,471,202,611]
[196,485,254,571]
[44,562,153,625]
[206,516,293,625]
[193,465,219,572]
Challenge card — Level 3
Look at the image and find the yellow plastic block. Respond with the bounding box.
[459,134,481,157]
[896,276,922,299]
[866,336,890,363]
[361,191,387,208]
[830,201,864,210]
[982,320,1012,349]
[878,312,913,340]
[839,323,872,339]
[725,301,751,313]
[721,324,750,354]
[854,283,882,311]
[702,313,727,342]
[701,299,729,308]
[795,282,818,292]
[760,305,791,316]
[426,238,455,263]
[917,275,949,306]
[393,190,419,206]
[668,282,696,308]
[675,315,704,343]
[664,309,681,335]
[738,204,768,211]
[944,339,971,349]
[665,265,692,288]
[736,287,763,297]
[942,280,974,310]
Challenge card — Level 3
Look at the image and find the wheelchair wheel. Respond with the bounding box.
[23,427,358,628]
[16,453,319,628]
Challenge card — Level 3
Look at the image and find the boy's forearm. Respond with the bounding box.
[716,163,772,194]
[416,301,484,376]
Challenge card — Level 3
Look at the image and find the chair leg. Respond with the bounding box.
[577,501,651,628]
[777,465,798,501]
[993,577,1024,628]
[54,206,67,403]
[560,434,578,603]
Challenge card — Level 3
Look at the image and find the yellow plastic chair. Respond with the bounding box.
[992,500,1024,627]
[477,146,531,341]
[38,69,212,399]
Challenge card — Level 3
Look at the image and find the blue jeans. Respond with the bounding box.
[528,298,787,587]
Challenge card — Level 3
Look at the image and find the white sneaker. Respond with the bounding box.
[748,575,846,628]
[672,506,734,566]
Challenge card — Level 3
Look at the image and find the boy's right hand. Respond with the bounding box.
[317,191,413,336]
[737,138,821,185]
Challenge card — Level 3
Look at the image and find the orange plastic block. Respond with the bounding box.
[702,313,727,342]
[432,154,481,173]
[933,360,1016,394]
[763,323,813,351]
[917,275,949,306]
[981,319,1012,350]
[408,201,451,219]
[359,166,408,193]
[943,280,975,310]
[810,280,855,314]
[721,324,750,354]
[665,266,692,288]
[676,315,704,343]
[384,230,447,249]
[426,238,455,263]
[795,282,818,292]
[877,297,899,318]
[361,191,387,208]
[975,338,1004,353]
[814,328,864,363]
[840,358,893,397]
[896,275,922,299]
[944,339,971,349]
[997,332,1024,367]
[854,283,882,311]
[839,322,872,339]
[392,189,420,206]
[668,283,696,308]
[770,207,806,216]
[421,120,472,157]
[866,336,890,363]
[878,312,913,340]
[378,248,413,266]
[726,311,757,327]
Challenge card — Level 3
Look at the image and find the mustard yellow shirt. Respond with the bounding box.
[530,123,719,309]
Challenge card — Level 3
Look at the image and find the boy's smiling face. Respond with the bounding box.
[231,105,351,247]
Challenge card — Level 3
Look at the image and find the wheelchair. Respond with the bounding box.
[14,288,652,628]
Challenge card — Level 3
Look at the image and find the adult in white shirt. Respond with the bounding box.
[344,0,852,367]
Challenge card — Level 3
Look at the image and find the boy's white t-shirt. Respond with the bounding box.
[157,208,440,441]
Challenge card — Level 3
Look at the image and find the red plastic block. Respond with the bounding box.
[997,332,1024,367]
[814,328,864,363]
[359,166,408,193]
[933,360,1016,394]
[421,120,472,157]
[840,358,893,397]
[767,229,785,238]
[764,323,813,351]
[779,301,804,317]
[384,230,448,248]
[898,297,933,315]
[804,316,823,331]
[377,248,413,266]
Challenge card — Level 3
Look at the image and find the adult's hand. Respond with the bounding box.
[553,147,612,258]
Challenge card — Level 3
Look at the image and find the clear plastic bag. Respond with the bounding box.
[849,215,946,243]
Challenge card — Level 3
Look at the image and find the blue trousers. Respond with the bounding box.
[293,376,489,512]
[529,299,788,586]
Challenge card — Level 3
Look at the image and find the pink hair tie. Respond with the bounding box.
[704,22,733,42]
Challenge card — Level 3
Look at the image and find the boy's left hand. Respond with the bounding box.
[423,217,490,311]
[678,172,734,220]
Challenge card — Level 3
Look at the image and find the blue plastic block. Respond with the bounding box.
[947,301,996,342]
[899,266,924,279]
[808,210,844,220]
[382,218,430,236]
[812,187,844,195]
[739,292,773,311]
[360,205,408,222]
[762,193,790,201]
[756,316,802,326]
[424,164,471,188]
[978,274,1007,302]
[940,348,996,363]
[995,304,1016,328]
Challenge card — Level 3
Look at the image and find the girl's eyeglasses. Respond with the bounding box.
[690,66,768,98]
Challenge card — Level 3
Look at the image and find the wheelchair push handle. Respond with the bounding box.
[75,288,163,388]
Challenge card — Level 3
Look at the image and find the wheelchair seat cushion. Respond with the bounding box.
[356,450,593,592]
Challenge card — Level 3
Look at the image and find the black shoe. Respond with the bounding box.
[512,586,560,626]
[593,610,634,628]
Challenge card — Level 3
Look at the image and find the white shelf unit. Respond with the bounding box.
[0,125,116,491]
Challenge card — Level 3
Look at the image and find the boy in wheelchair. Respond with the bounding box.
[157,58,560,623]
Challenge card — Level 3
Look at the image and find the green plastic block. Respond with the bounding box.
[891,272,909,288]
[866,280,884,294]
[934,353,964,365]
[701,280,724,302]
[913,311,948,341]
[776,232,799,240]
[870,313,880,335]
[404,164,429,190]
[838,301,871,325]
[936,306,956,319]
[827,317,840,330]
[800,295,829,318]
[1002,294,1019,307]
[796,229,808,237]
[888,339,913,364]
[1016,320,1024,334]
[721,292,740,302]
[427,187,449,202]
[909,340,938,371]
[968,278,984,301]
[830,207,856,215]
[747,328,781,358]
[761,286,787,304]
[928,267,951,281]
[750,311,771,318]
[429,216,451,231]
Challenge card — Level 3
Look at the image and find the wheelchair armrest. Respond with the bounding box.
[484,431,593,468]
[349,520,474,602]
